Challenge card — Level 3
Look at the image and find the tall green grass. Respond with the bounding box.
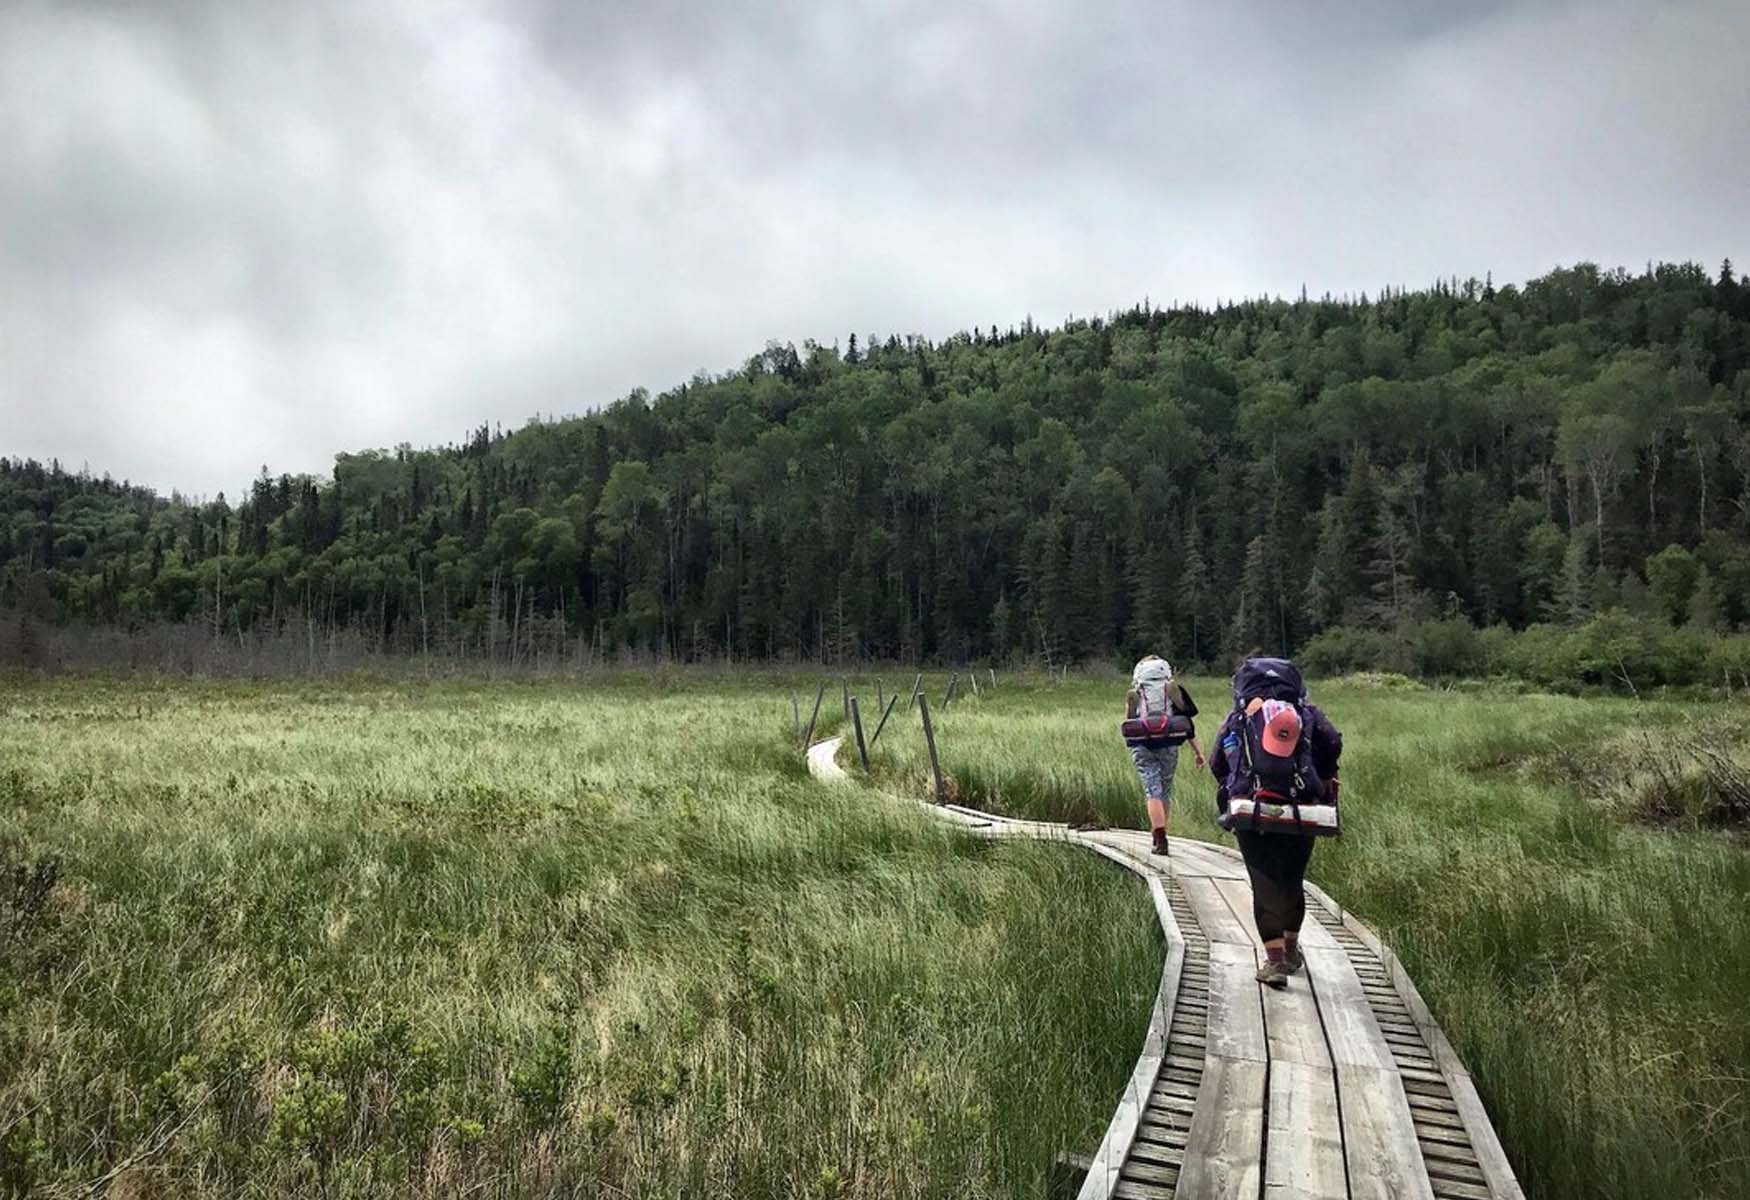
[866,670,1750,1200]
[0,675,1159,1198]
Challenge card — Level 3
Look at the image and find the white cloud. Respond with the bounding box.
[0,0,1744,496]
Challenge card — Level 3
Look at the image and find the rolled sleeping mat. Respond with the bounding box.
[1218,796,1341,836]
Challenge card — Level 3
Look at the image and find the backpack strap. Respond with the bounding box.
[1235,704,1264,829]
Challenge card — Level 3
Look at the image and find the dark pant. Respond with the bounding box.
[1234,830,1316,943]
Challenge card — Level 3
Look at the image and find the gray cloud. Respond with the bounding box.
[1,0,1745,497]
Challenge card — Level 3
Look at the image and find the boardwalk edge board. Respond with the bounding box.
[801,736,1524,1200]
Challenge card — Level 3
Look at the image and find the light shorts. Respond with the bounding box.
[1129,742,1180,803]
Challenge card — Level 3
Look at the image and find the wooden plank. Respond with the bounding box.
[1427,1181,1493,1200]
[1173,1056,1265,1200]
[1138,1119,1191,1144]
[1262,974,1330,1069]
[1181,876,1254,947]
[1339,1063,1437,1200]
[1210,875,1265,950]
[1290,905,1342,952]
[1264,1060,1347,1199]
[1166,839,1249,879]
[1210,871,1343,952]
[1147,1093,1197,1116]
[1301,946,1397,1072]
[1128,1140,1183,1169]
[1204,942,1267,1063]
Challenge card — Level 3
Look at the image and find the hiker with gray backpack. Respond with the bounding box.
[1121,656,1207,856]
[1207,656,1344,989]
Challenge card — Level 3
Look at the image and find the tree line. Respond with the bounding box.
[5,259,1750,679]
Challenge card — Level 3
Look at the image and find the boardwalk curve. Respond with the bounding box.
[804,736,1524,1200]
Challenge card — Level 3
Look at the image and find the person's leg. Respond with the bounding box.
[1236,830,1292,987]
[1155,744,1180,843]
[1131,747,1169,853]
[1280,835,1317,971]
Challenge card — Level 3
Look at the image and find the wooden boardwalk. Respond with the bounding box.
[805,737,1523,1200]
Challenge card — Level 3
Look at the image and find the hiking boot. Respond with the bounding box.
[1255,959,1290,989]
[1283,943,1305,974]
[1151,831,1170,856]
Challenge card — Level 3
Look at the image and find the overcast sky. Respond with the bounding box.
[3,0,1746,498]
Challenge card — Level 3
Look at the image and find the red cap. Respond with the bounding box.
[1260,700,1301,753]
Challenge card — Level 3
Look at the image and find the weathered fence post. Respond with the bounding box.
[850,697,870,773]
[988,667,996,692]
[842,676,850,722]
[868,694,899,749]
[909,673,924,710]
[791,690,800,739]
[876,678,884,709]
[943,672,959,708]
[918,694,945,804]
[803,681,826,746]
[970,670,980,698]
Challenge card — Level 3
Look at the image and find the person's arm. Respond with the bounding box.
[1208,714,1231,778]
[1209,714,1233,813]
[1175,683,1199,718]
[1309,705,1343,798]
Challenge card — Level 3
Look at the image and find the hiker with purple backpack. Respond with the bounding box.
[1208,657,1343,989]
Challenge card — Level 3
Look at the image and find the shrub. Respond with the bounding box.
[1410,617,1485,678]
[1298,625,1406,675]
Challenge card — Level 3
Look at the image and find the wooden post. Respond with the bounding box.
[918,694,946,804]
[988,667,996,692]
[803,681,826,746]
[876,678,884,709]
[909,672,923,709]
[791,690,800,739]
[850,697,870,773]
[943,672,959,707]
[842,676,850,722]
[970,670,980,698]
[868,694,899,749]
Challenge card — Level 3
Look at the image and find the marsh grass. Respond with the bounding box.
[0,675,1158,1198]
[862,671,1750,1200]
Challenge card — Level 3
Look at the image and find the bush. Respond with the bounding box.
[1298,626,1406,675]
[1297,616,1730,693]
[1705,635,1750,688]
[1410,618,1485,678]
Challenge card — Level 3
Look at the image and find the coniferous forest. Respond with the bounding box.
[6,260,1750,685]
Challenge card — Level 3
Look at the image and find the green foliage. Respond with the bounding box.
[1298,625,1407,675]
[508,1028,575,1131]
[6,260,1750,666]
[1646,543,1700,623]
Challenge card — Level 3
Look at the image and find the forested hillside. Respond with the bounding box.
[6,260,1750,677]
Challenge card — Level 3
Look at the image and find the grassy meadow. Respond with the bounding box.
[5,667,1748,1200]
[0,674,1160,1198]
[871,670,1750,1200]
